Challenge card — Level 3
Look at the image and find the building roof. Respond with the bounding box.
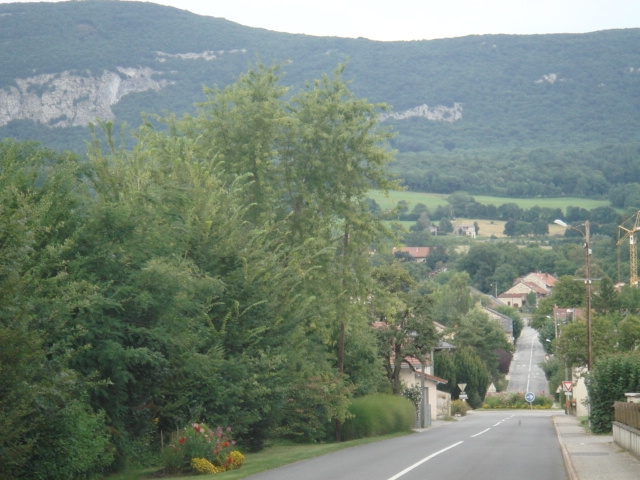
[498,291,528,299]
[414,371,448,384]
[527,272,557,288]
[553,306,585,321]
[483,307,514,336]
[522,281,550,295]
[393,246,430,260]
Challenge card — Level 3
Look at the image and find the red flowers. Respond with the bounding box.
[192,423,205,434]
[178,436,187,445]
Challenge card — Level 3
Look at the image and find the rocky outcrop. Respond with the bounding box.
[0,67,171,128]
[155,49,247,62]
[380,103,463,123]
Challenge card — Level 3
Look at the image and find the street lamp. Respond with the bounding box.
[554,219,593,370]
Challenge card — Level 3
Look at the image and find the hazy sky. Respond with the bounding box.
[3,0,640,41]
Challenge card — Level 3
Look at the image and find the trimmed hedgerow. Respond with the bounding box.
[482,392,554,409]
[587,352,640,434]
[342,394,415,440]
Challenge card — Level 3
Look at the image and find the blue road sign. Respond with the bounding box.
[525,392,536,403]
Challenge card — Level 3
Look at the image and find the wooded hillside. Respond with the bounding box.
[1,1,639,199]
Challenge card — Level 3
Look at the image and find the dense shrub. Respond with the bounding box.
[451,399,470,416]
[342,394,415,440]
[587,352,640,433]
[22,398,114,480]
[482,392,554,409]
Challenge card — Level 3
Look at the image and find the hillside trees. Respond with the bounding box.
[0,61,402,475]
[88,62,395,450]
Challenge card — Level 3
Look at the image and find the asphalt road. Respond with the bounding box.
[246,411,566,480]
[507,325,550,396]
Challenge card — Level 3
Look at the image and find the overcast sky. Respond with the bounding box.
[3,0,640,41]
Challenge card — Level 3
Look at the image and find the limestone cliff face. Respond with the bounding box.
[380,103,463,123]
[0,67,171,128]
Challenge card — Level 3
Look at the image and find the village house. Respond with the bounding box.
[483,306,514,344]
[521,272,557,291]
[397,356,450,424]
[497,272,556,308]
[392,246,430,262]
[453,222,476,238]
[373,320,453,422]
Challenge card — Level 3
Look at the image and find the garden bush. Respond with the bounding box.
[587,351,640,433]
[342,394,415,440]
[161,423,244,475]
[451,399,471,416]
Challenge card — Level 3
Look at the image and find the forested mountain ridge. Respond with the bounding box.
[1,1,640,198]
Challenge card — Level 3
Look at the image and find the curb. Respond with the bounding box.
[553,415,578,480]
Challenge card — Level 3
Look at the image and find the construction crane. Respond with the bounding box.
[617,210,640,287]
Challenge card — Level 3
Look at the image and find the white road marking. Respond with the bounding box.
[387,442,464,480]
[526,335,535,392]
[471,428,491,438]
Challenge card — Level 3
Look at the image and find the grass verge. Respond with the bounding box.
[105,432,411,480]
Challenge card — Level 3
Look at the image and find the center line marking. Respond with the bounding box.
[471,428,491,437]
[387,441,464,480]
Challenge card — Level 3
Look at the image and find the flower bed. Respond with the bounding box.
[482,392,554,409]
[161,423,244,475]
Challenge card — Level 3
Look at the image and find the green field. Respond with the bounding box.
[369,190,612,212]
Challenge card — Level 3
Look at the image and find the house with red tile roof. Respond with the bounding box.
[497,272,556,308]
[392,246,430,262]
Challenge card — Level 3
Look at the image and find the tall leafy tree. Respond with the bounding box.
[430,272,473,326]
[555,315,617,367]
[277,65,399,438]
[449,307,513,378]
[435,347,490,409]
[0,140,113,479]
[188,63,288,224]
[370,262,439,394]
[592,276,620,314]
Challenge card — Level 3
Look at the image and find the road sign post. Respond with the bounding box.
[458,383,467,402]
[525,392,535,409]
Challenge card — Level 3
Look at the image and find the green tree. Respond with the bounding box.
[438,217,453,234]
[0,140,113,479]
[370,263,440,394]
[436,347,490,408]
[592,276,620,314]
[617,315,640,351]
[189,63,288,224]
[494,305,524,342]
[430,272,473,326]
[555,315,617,367]
[451,307,513,378]
[549,275,586,307]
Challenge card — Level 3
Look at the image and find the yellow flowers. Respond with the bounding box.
[229,450,245,469]
[190,452,244,474]
[191,457,220,474]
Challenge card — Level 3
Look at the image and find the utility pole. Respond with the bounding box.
[585,221,592,371]
[554,219,594,371]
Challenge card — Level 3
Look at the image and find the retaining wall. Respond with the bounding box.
[613,421,640,460]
